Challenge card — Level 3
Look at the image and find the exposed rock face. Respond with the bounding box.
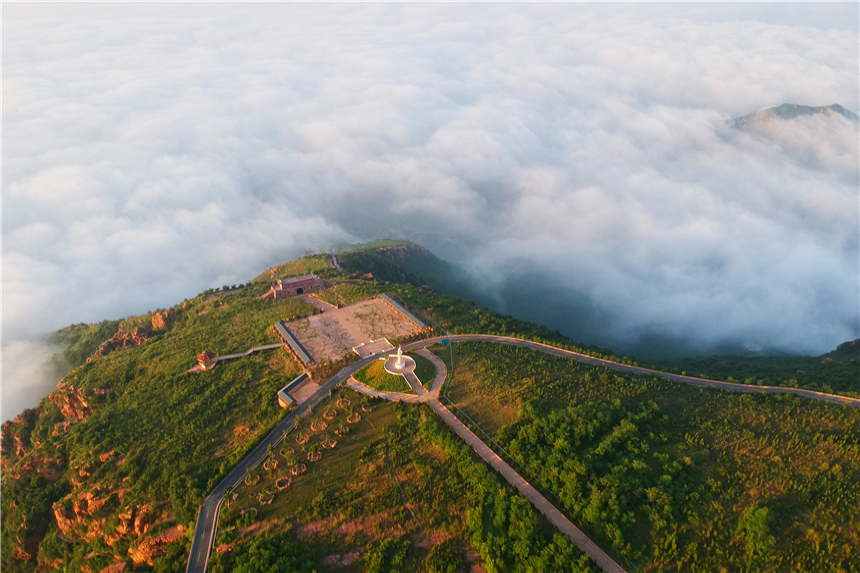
[52,486,114,542]
[50,382,92,420]
[1,408,39,463]
[133,504,155,536]
[150,308,174,330]
[99,561,126,573]
[128,526,187,566]
[99,562,127,573]
[86,329,150,363]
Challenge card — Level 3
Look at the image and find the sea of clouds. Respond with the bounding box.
[3,3,858,420]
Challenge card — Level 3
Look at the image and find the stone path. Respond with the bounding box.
[286,298,420,362]
[346,377,425,404]
[214,343,284,361]
[416,348,447,395]
[402,372,426,397]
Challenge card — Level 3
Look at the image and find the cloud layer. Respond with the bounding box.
[3,3,858,420]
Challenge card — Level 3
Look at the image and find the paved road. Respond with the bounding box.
[188,333,859,572]
[438,335,860,408]
[185,353,381,573]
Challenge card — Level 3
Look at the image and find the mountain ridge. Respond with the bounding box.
[732,102,859,127]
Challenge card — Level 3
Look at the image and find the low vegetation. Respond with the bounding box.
[314,282,391,307]
[409,352,437,390]
[438,341,860,572]
[353,361,411,393]
[2,284,318,571]
[252,254,330,283]
[210,389,599,573]
[657,341,860,397]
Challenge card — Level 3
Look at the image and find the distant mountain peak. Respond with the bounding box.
[733,103,859,127]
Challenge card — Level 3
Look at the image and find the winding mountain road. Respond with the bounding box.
[186,334,859,573]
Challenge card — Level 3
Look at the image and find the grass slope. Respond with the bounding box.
[211,389,600,573]
[1,285,319,571]
[354,361,411,393]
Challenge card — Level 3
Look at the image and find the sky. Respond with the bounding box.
[3,2,859,421]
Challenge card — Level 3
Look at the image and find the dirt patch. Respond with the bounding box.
[321,552,360,568]
[296,516,337,540]
[333,509,406,541]
[238,518,277,537]
[414,531,449,548]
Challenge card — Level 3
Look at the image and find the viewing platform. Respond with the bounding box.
[378,293,428,331]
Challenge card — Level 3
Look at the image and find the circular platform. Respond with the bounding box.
[384,355,416,375]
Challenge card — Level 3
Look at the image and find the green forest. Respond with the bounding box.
[438,341,860,572]
[657,341,860,397]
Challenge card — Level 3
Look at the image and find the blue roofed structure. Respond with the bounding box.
[277,372,309,408]
[273,321,314,366]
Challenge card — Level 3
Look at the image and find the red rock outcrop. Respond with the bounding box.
[151,308,174,330]
[86,329,150,363]
[99,562,127,573]
[50,381,92,420]
[128,526,187,566]
[1,407,40,470]
[52,486,115,542]
[134,504,155,536]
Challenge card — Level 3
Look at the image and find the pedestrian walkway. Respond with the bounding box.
[428,398,626,573]
[415,348,447,396]
[345,376,425,403]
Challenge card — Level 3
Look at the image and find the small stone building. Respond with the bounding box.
[261,274,324,300]
[197,351,217,371]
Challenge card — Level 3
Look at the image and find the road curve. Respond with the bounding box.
[187,334,859,572]
[434,335,860,408]
[185,353,381,573]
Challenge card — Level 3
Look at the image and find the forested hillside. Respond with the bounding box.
[3,242,857,572]
[439,342,860,572]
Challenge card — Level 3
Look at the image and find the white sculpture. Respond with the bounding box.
[394,346,404,369]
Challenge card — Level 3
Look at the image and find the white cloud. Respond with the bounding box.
[2,3,858,419]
